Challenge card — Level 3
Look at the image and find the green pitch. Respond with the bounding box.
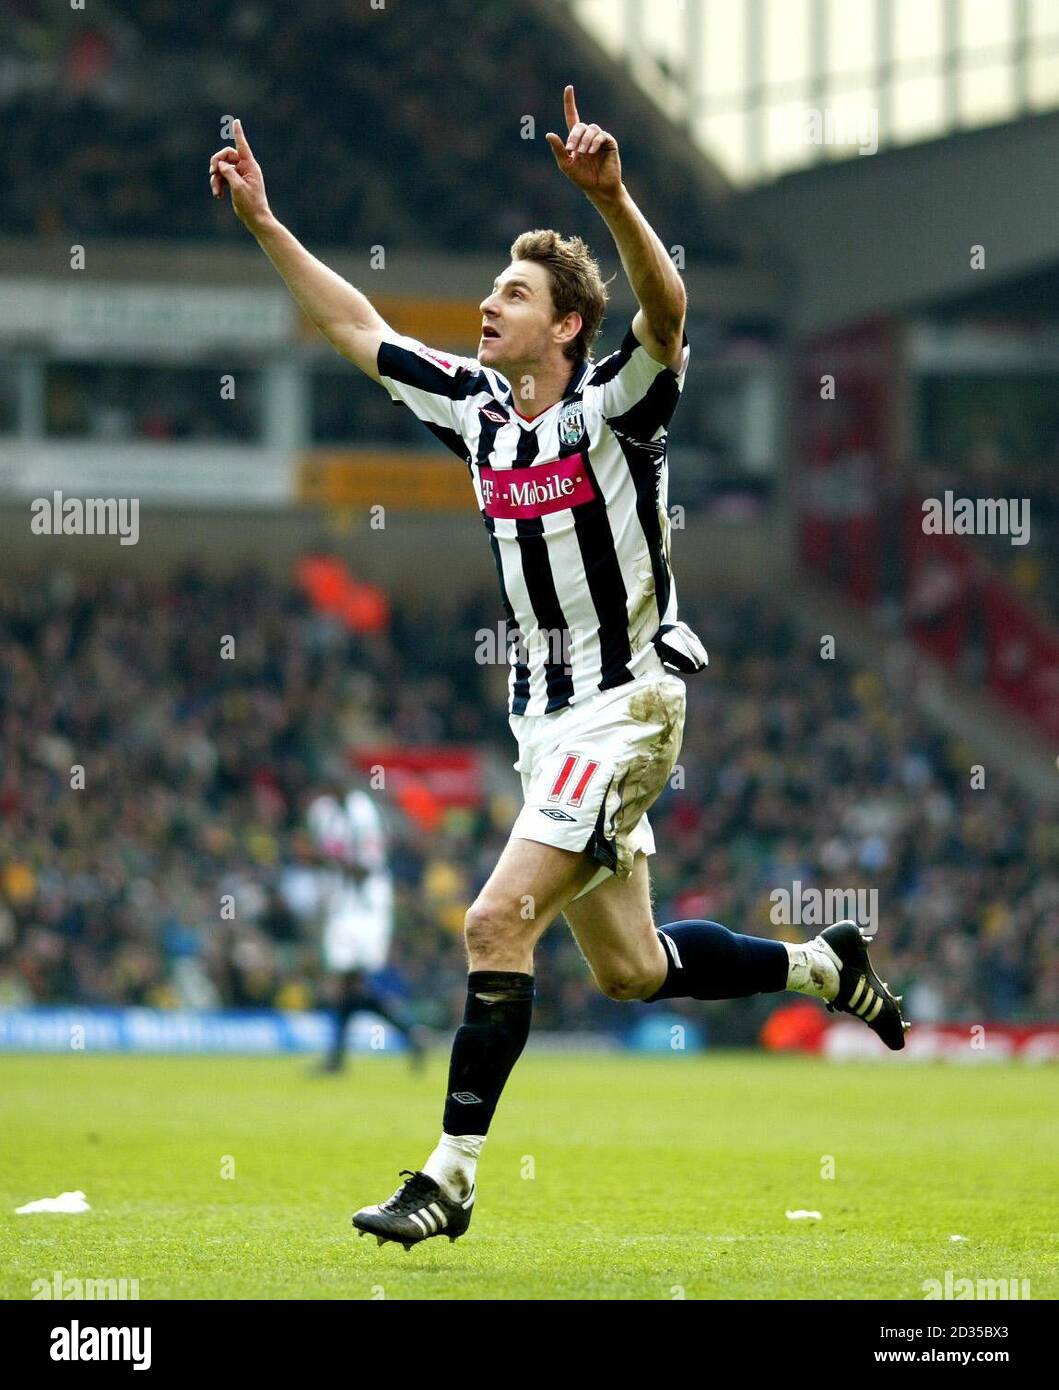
[1,1052,1055,1300]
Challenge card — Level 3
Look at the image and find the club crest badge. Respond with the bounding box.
[558,399,585,446]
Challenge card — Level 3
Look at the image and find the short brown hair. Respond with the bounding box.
[509,229,610,362]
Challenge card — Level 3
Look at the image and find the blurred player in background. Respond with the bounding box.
[289,775,425,1073]
[212,85,907,1249]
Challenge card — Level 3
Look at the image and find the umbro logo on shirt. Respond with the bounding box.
[539,808,577,822]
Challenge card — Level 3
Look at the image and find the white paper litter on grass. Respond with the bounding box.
[950,1234,968,1242]
[785,1209,822,1220]
[15,1190,90,1214]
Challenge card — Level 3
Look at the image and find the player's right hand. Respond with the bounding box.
[209,119,271,230]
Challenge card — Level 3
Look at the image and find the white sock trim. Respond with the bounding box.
[812,934,844,971]
[659,931,683,970]
[784,941,840,1002]
[422,1133,485,1201]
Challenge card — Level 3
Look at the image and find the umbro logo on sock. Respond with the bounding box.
[449,1091,483,1104]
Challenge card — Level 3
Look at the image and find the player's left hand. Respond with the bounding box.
[546,85,623,202]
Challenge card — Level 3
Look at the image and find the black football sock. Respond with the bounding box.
[441,970,534,1136]
[326,973,383,1062]
[348,986,419,1044]
[327,989,358,1063]
[647,920,788,1001]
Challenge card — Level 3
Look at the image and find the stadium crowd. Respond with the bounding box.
[911,456,1059,628]
[43,362,263,444]
[1,568,1055,1037]
[36,361,450,449]
[1,0,731,259]
[919,377,1059,624]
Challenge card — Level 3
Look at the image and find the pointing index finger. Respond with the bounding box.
[233,118,251,156]
[563,84,579,133]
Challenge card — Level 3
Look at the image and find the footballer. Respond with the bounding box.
[210,86,908,1250]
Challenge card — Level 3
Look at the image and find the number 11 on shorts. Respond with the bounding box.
[548,754,600,808]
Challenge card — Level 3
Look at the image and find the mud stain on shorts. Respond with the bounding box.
[607,678,686,878]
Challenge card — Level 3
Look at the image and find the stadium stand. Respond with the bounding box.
[0,0,737,259]
[2,570,1055,1035]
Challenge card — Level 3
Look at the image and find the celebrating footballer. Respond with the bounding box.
[210,84,908,1250]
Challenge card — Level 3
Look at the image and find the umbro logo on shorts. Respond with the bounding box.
[539,808,577,821]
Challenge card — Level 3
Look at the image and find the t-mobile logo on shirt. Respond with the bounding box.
[478,453,595,519]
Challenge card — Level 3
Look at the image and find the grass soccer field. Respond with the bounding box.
[1,1051,1055,1301]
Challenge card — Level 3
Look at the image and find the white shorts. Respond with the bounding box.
[321,872,394,974]
[508,668,687,901]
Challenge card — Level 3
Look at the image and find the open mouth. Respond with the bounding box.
[481,326,501,341]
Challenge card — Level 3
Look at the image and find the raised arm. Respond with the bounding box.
[546,86,687,372]
[209,119,389,383]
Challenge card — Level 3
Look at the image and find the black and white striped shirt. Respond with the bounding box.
[378,324,697,716]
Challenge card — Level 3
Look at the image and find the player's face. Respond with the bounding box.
[478,260,574,370]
